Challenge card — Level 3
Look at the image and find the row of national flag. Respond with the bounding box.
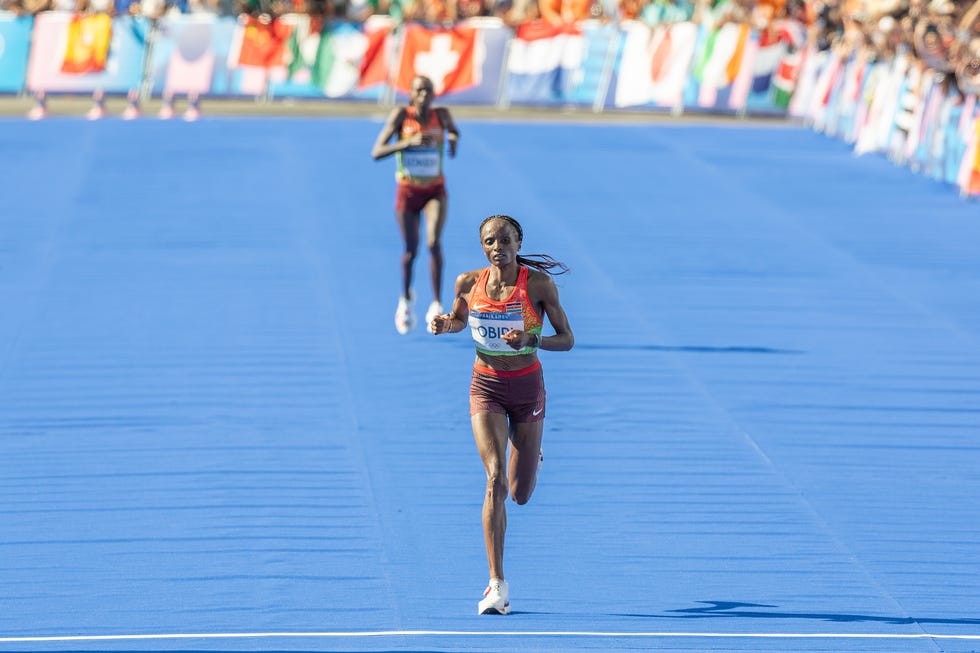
[39,12,807,111]
[239,16,483,98]
[612,18,804,112]
[37,12,487,98]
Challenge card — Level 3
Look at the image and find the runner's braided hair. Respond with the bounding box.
[480,215,569,276]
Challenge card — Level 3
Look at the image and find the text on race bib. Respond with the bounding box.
[469,311,525,352]
[402,149,440,177]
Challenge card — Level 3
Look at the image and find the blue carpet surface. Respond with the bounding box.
[1,116,978,652]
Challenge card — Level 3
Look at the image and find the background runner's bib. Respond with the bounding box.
[469,311,525,353]
[401,148,441,178]
[395,107,445,187]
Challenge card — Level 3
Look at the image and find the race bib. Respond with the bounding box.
[469,311,524,353]
[402,148,440,177]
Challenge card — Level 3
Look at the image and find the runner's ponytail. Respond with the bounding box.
[479,215,570,276]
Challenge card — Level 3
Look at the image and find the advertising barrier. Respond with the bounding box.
[26,11,147,93]
[0,13,32,93]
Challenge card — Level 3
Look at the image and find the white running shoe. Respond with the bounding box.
[394,293,416,334]
[478,578,511,615]
[425,301,444,334]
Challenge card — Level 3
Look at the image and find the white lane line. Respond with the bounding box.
[2,631,980,642]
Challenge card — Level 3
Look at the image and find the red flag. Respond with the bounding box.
[514,18,577,41]
[963,116,980,196]
[650,28,672,83]
[395,24,479,96]
[236,16,292,68]
[358,25,391,89]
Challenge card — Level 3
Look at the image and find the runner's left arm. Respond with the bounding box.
[534,275,574,352]
[438,108,460,157]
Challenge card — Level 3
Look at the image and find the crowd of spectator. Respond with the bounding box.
[803,0,980,100]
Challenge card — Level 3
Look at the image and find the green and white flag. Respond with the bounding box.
[311,23,370,98]
[283,18,370,97]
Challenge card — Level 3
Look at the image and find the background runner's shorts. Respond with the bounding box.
[395,183,446,213]
[470,362,545,423]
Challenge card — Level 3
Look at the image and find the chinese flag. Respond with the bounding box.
[395,25,478,96]
[61,14,112,74]
[237,16,293,68]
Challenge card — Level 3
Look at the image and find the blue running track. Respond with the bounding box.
[1,116,979,652]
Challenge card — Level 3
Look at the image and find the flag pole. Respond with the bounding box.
[592,22,619,114]
[381,23,406,107]
[495,36,513,111]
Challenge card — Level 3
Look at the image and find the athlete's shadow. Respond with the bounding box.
[444,341,803,355]
[615,600,980,626]
[575,344,804,355]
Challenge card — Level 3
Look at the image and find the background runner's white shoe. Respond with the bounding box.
[394,293,415,334]
[478,578,510,615]
[424,301,443,334]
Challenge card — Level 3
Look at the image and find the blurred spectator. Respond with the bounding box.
[618,0,645,20]
[457,0,490,18]
[348,0,391,20]
[238,0,290,16]
[640,0,694,24]
[120,0,190,17]
[499,0,539,25]
[76,0,115,13]
[539,0,594,25]
[18,0,52,14]
[388,0,416,21]
[421,0,458,24]
[185,0,237,15]
[712,0,753,27]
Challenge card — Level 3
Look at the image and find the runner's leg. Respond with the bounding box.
[396,209,421,299]
[472,411,510,580]
[509,420,543,505]
[423,195,447,304]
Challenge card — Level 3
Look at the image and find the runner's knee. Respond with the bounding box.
[510,480,533,505]
[486,473,507,503]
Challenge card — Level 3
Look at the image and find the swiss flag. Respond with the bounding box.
[395,25,479,96]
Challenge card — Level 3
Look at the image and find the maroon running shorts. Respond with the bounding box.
[395,182,446,213]
[470,360,545,423]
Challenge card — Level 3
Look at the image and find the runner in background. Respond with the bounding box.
[371,75,460,335]
[429,214,574,615]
